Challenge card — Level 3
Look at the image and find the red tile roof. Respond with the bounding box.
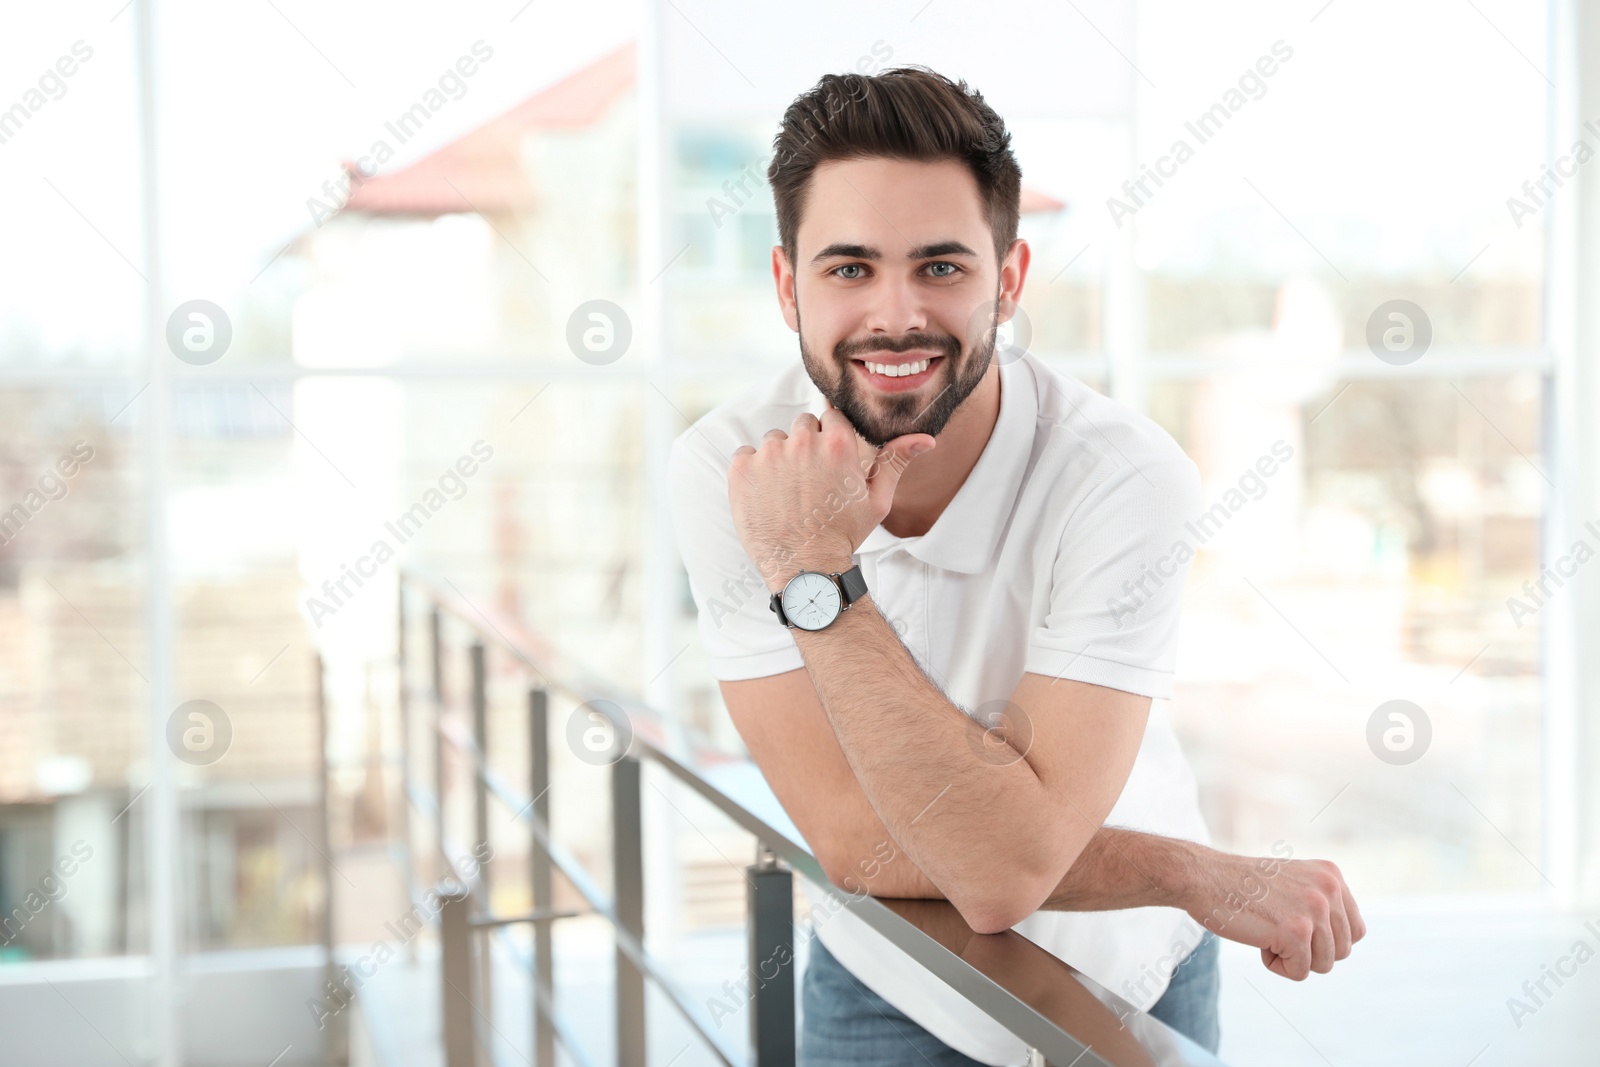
[342,42,636,217]
[1020,186,1066,214]
[339,41,1065,220]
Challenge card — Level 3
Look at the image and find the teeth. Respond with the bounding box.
[865,358,931,378]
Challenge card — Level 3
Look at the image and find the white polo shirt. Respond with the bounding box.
[667,348,1211,1066]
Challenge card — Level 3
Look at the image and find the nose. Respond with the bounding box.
[862,269,928,338]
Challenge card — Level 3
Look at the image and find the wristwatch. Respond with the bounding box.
[769,563,868,632]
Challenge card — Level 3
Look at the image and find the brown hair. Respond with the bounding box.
[766,66,1022,271]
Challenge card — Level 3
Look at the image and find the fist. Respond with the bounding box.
[729,405,934,591]
[1189,853,1366,981]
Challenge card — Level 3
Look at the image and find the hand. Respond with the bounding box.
[1184,851,1365,980]
[729,402,934,592]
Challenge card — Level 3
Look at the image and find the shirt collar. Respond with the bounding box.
[803,354,1037,574]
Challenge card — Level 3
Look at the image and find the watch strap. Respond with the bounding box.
[838,563,867,607]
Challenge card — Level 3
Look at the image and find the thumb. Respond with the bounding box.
[865,433,935,508]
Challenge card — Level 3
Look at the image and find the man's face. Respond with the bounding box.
[779,157,1015,449]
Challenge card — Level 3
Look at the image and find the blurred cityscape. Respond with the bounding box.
[0,2,1583,1063]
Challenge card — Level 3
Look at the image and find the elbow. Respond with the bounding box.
[957,892,1038,935]
[952,869,1058,935]
[961,902,1025,936]
[954,837,1079,933]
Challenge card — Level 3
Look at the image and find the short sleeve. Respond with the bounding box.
[1022,455,1204,700]
[667,432,806,682]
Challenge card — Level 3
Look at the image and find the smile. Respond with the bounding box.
[852,355,943,392]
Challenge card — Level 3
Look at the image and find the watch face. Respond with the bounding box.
[780,571,842,631]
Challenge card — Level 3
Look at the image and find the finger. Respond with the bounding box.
[1278,932,1312,980]
[733,445,756,457]
[1309,917,1335,974]
[819,405,864,450]
[1262,947,1290,979]
[1340,879,1366,943]
[792,412,821,435]
[862,441,917,508]
[814,409,877,486]
[762,428,788,442]
[823,408,880,475]
[867,441,901,477]
[1329,892,1353,961]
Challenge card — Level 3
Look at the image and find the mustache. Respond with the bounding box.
[838,335,961,360]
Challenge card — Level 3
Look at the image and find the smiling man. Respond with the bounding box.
[667,67,1363,1065]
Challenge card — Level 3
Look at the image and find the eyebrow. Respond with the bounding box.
[809,240,980,265]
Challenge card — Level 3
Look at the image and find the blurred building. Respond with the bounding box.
[0,3,1592,1063]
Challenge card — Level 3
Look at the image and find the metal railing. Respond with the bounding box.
[370,569,1227,1067]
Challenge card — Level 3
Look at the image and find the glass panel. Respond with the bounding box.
[0,16,143,371]
[0,385,145,960]
[1145,278,1543,356]
[1130,3,1549,301]
[1150,373,1545,894]
[166,384,323,950]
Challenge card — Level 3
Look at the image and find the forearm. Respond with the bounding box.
[787,580,1065,925]
[1041,827,1205,913]
[838,808,1366,982]
[821,772,1205,919]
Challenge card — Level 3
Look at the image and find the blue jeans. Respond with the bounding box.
[799,932,1221,1065]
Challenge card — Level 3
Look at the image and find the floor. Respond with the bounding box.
[1214,903,1600,1067]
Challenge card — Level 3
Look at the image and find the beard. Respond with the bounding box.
[797,295,998,449]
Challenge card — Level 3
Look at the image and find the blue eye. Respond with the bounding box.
[828,262,964,280]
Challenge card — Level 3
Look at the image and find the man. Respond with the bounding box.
[667,66,1363,1065]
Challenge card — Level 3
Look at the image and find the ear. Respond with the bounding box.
[773,245,799,332]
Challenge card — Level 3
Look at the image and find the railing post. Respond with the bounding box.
[613,755,646,1065]
[468,640,493,1044]
[529,687,556,1066]
[315,653,350,1065]
[747,845,795,1066]
[397,581,418,963]
[431,607,445,883]
[470,640,491,893]
[439,886,477,1067]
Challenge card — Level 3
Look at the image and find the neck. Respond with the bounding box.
[881,361,1001,539]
